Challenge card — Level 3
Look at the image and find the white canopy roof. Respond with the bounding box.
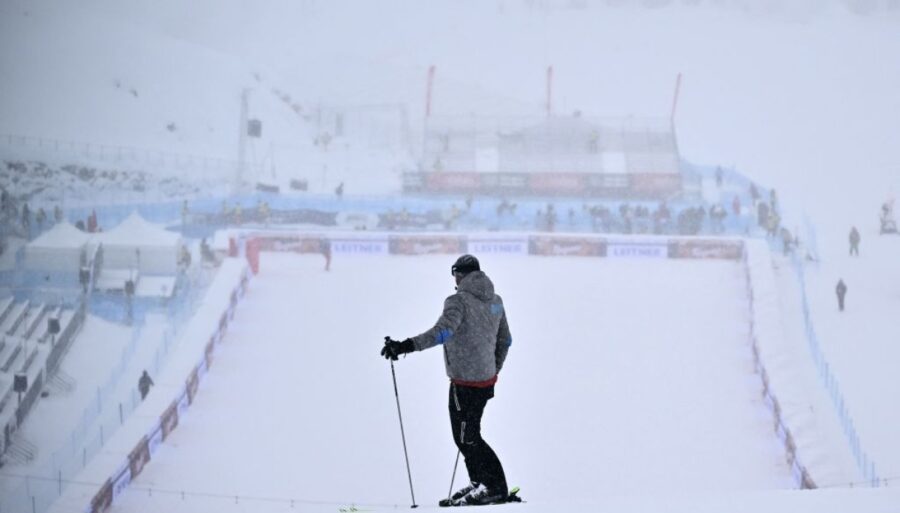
[96,212,181,247]
[27,221,91,249]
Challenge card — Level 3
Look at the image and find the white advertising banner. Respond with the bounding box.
[330,239,390,255]
[111,461,132,501]
[467,238,529,255]
[607,244,668,259]
[147,422,164,457]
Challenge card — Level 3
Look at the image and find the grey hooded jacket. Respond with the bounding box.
[411,271,512,383]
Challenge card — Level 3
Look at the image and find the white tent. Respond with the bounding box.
[24,221,90,271]
[95,212,183,275]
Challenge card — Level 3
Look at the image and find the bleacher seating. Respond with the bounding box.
[1,300,28,336]
[0,297,79,444]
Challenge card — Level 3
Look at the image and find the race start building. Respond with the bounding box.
[404,113,682,199]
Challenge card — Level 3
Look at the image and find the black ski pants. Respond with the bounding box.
[449,383,507,494]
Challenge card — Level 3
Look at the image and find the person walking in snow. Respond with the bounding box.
[138,370,154,400]
[836,279,847,312]
[849,226,860,256]
[380,255,512,506]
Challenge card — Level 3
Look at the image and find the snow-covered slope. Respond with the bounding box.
[37,251,898,513]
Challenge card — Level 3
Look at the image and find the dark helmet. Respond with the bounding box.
[451,254,480,276]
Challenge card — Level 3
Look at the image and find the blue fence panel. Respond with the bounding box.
[791,253,879,486]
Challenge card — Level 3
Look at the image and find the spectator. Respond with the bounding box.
[710,204,727,234]
[879,202,897,234]
[732,195,741,217]
[446,204,461,230]
[321,238,331,271]
[200,238,217,264]
[233,203,242,225]
[22,202,32,238]
[258,200,270,226]
[780,227,793,256]
[35,207,46,233]
[653,202,671,234]
[749,183,760,206]
[836,279,847,312]
[87,209,97,233]
[497,199,510,217]
[335,181,344,199]
[79,267,90,294]
[54,204,63,223]
[138,370,154,400]
[757,202,770,230]
[588,130,599,153]
[179,245,192,269]
[715,166,723,188]
[766,211,780,238]
[545,204,557,232]
[619,203,632,234]
[849,226,860,256]
[181,199,189,225]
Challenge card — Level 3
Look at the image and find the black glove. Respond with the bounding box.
[381,336,415,360]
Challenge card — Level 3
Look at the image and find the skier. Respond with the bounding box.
[381,255,512,506]
[849,226,860,256]
[836,279,847,312]
[138,370,154,400]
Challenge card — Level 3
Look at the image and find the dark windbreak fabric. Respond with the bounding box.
[412,271,512,382]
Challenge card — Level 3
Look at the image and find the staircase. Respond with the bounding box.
[5,434,37,465]
[45,370,77,395]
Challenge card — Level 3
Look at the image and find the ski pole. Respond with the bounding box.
[390,358,418,508]
[447,449,461,501]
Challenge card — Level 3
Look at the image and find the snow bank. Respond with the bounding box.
[743,239,859,487]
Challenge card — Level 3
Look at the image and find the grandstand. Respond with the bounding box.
[0,296,83,462]
[407,114,682,199]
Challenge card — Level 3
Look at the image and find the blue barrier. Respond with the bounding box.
[791,254,880,487]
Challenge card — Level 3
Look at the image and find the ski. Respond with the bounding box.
[439,486,522,507]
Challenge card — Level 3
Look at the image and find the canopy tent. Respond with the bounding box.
[24,221,90,271]
[95,212,183,275]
